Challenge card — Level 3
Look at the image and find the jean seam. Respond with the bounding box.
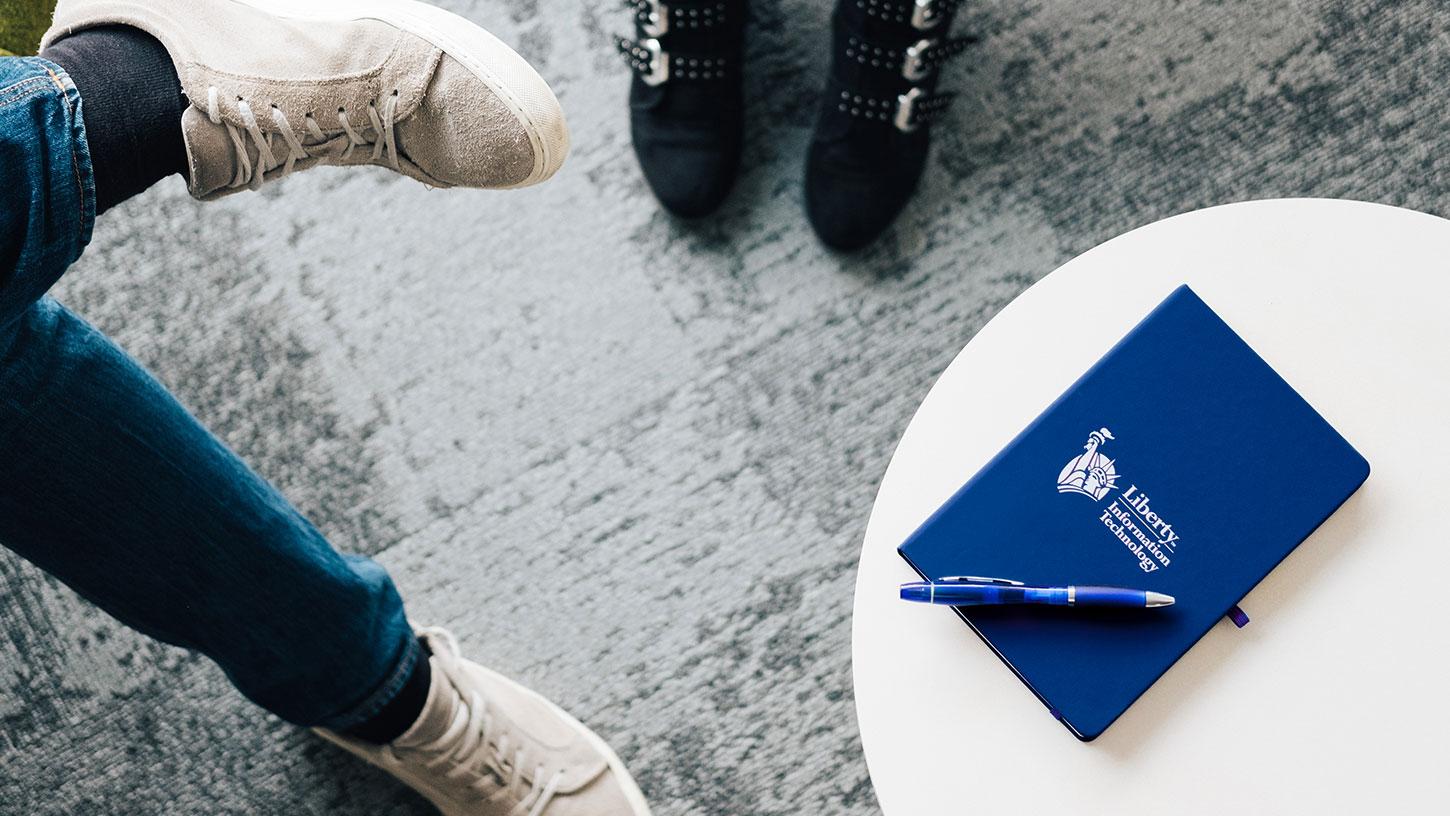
[26,58,95,257]
[0,76,54,110]
[37,65,90,241]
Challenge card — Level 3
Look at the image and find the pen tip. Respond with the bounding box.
[899,583,930,603]
[1145,591,1175,608]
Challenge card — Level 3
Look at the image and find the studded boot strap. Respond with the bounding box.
[824,79,954,133]
[616,0,744,86]
[841,32,972,82]
[824,0,970,133]
[617,37,731,84]
[852,0,966,30]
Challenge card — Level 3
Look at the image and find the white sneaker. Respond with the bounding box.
[43,0,570,198]
[316,627,651,816]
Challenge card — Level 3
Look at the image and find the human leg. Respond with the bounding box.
[40,24,188,213]
[5,3,651,808]
[0,53,424,735]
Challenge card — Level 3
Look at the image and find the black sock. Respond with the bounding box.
[344,643,434,745]
[41,25,188,214]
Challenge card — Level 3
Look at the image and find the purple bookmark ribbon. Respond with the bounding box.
[1226,605,1250,628]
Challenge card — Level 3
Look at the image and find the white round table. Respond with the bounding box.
[851,199,1450,813]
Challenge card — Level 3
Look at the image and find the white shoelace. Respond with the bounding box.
[206,86,401,191]
[389,627,566,816]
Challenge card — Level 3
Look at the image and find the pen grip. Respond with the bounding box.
[1071,585,1148,607]
[924,585,1069,605]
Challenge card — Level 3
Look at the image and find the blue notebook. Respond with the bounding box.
[897,285,1369,741]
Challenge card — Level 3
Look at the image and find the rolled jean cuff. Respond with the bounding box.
[0,57,96,337]
[313,629,425,733]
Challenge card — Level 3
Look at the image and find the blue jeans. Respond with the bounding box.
[0,57,422,731]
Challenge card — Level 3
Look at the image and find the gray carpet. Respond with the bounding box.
[1,0,1446,812]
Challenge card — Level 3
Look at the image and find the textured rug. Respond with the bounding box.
[2,0,1447,813]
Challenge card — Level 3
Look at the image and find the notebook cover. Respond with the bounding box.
[897,284,1369,740]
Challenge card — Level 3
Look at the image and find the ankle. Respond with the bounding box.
[41,25,187,213]
[343,640,434,746]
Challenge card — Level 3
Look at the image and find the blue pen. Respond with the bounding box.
[899,576,1174,608]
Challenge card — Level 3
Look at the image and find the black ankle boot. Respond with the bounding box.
[805,0,972,250]
[617,0,747,218]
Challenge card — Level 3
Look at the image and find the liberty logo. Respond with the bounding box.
[1053,427,1183,572]
[1056,427,1119,501]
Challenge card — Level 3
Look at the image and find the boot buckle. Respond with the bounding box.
[903,38,935,81]
[894,86,924,132]
[640,37,671,85]
[642,0,670,37]
[911,0,944,31]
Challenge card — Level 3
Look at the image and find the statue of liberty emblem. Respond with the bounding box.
[1057,427,1119,501]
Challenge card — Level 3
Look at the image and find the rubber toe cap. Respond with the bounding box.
[399,55,568,189]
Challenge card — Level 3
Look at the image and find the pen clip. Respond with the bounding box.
[936,575,1025,586]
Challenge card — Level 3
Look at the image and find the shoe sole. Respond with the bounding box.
[234,0,569,187]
